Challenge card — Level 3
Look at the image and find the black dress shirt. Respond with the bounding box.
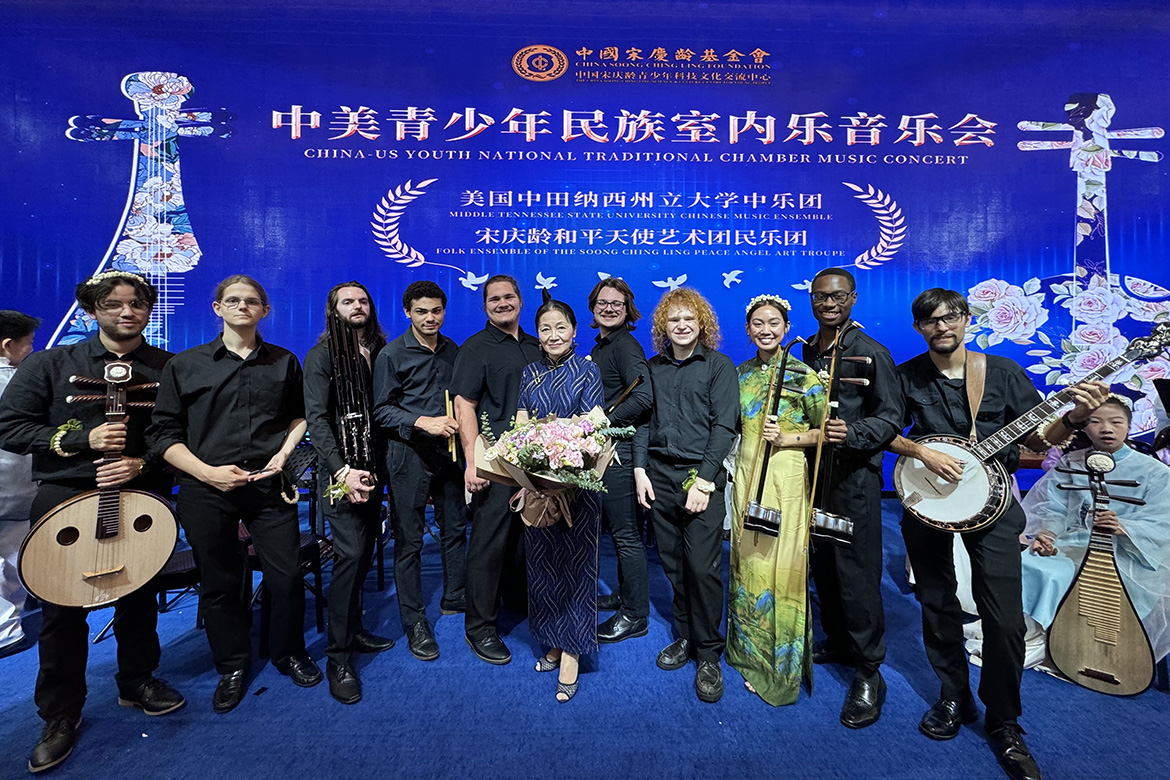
[149,335,305,471]
[304,339,383,478]
[449,322,543,437]
[632,343,739,483]
[0,335,172,484]
[591,328,653,428]
[898,351,1042,473]
[372,328,459,446]
[801,321,904,468]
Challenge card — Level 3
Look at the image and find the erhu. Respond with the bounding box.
[326,311,376,486]
[806,321,872,545]
[742,337,810,537]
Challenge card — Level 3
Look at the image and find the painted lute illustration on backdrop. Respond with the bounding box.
[51,71,233,348]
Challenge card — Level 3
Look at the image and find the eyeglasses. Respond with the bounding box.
[594,300,626,311]
[915,311,966,330]
[220,297,264,310]
[96,299,150,312]
[810,291,853,305]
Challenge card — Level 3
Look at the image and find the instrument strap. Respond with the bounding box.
[965,351,987,443]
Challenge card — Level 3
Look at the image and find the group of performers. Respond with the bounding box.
[1,267,1167,780]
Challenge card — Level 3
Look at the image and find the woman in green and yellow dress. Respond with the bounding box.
[729,295,826,706]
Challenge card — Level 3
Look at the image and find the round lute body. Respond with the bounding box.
[1047,451,1154,696]
[19,489,177,608]
[893,435,1011,533]
[17,360,178,609]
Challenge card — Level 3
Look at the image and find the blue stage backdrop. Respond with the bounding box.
[2,1,1168,433]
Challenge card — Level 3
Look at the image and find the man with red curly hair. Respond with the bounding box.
[633,287,739,703]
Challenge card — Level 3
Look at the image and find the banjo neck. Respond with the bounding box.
[968,352,1133,462]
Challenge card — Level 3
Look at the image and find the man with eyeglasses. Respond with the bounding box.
[801,267,903,729]
[151,274,315,715]
[0,272,186,773]
[587,278,653,643]
[889,288,1106,780]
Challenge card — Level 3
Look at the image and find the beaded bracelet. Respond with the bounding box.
[49,419,82,457]
[1035,416,1075,450]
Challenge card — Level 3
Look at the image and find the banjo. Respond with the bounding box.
[18,361,178,608]
[895,322,1170,533]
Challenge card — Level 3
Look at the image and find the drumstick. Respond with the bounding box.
[445,390,456,462]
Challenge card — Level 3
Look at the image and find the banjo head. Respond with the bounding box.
[894,435,1009,532]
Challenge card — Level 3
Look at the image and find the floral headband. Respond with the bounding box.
[745,294,791,315]
[84,270,148,286]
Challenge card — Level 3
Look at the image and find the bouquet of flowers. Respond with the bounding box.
[475,408,634,527]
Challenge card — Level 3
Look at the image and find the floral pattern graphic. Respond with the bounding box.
[55,72,232,346]
[967,271,1170,432]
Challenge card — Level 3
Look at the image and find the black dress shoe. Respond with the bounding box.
[840,671,886,729]
[695,660,724,703]
[989,724,1043,780]
[465,632,511,665]
[212,670,248,714]
[596,593,622,612]
[353,631,395,653]
[117,677,187,716]
[439,595,467,615]
[597,612,649,643]
[28,716,80,773]
[656,637,691,671]
[919,697,979,740]
[326,661,362,705]
[811,639,851,666]
[407,621,440,661]
[275,654,323,688]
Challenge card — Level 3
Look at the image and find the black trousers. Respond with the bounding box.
[177,479,305,673]
[647,459,726,662]
[30,480,162,722]
[902,499,1026,730]
[810,462,886,676]
[600,451,649,619]
[464,481,526,641]
[318,471,381,665]
[384,440,467,629]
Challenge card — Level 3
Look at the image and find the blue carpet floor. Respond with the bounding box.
[1,500,1166,780]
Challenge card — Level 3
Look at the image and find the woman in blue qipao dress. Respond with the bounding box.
[516,292,604,703]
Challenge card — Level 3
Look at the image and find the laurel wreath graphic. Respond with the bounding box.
[371,179,440,268]
[842,182,906,270]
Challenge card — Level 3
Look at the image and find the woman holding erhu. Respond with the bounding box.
[729,295,826,705]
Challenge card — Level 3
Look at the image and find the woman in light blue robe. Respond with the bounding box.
[1021,443,1170,662]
